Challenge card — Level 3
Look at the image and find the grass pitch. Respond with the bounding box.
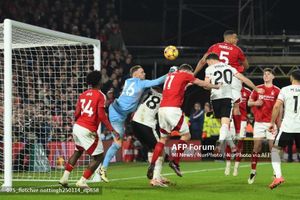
[1,161,299,200]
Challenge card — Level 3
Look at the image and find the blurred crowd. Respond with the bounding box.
[0,0,133,147]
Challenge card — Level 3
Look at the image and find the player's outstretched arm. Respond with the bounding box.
[234,73,260,93]
[141,74,167,88]
[193,78,220,89]
[194,53,208,76]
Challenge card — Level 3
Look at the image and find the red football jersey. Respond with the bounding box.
[75,89,106,132]
[250,84,280,123]
[160,71,196,108]
[239,87,251,121]
[206,42,246,73]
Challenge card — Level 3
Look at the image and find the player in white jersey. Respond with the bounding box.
[268,70,300,189]
[131,87,168,187]
[204,53,261,170]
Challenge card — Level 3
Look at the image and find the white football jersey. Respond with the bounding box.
[132,88,162,128]
[205,62,238,100]
[278,85,300,133]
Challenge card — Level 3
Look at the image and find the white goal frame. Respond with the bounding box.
[1,19,101,188]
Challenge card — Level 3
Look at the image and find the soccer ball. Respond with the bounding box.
[164,45,179,60]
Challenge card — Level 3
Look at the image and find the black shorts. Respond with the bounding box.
[131,121,160,150]
[274,131,300,148]
[211,98,232,119]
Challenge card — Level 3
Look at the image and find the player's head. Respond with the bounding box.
[130,65,146,79]
[86,70,102,88]
[179,64,193,73]
[263,68,275,83]
[223,30,238,45]
[290,69,300,84]
[205,53,220,65]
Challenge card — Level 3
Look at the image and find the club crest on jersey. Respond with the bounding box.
[271,90,275,95]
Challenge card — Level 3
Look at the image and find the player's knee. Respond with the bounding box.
[181,132,191,141]
[159,137,168,144]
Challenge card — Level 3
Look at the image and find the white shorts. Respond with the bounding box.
[253,122,275,140]
[239,121,247,138]
[158,107,189,137]
[232,76,242,102]
[73,124,104,155]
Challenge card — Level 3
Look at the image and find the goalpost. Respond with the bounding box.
[0,19,101,188]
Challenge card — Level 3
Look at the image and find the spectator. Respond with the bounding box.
[189,102,204,141]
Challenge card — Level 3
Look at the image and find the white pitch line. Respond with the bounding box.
[34,162,269,188]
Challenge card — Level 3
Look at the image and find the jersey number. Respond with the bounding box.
[220,51,229,64]
[80,99,94,117]
[293,96,298,113]
[123,82,135,96]
[214,69,233,84]
[164,75,175,90]
[146,96,160,109]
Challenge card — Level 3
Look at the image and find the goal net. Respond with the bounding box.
[0,19,100,187]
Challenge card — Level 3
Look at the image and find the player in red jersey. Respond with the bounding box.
[247,68,281,184]
[59,71,118,189]
[147,64,220,179]
[194,30,249,142]
[225,86,252,176]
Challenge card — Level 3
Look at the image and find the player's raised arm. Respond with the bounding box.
[193,78,220,89]
[234,72,261,93]
[130,65,166,88]
[140,75,166,88]
[194,53,208,76]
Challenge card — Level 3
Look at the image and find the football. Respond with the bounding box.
[164,45,179,60]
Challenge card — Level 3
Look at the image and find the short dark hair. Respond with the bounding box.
[179,63,193,72]
[290,69,300,81]
[206,53,219,61]
[224,30,237,37]
[86,70,101,87]
[130,65,142,76]
[263,68,275,75]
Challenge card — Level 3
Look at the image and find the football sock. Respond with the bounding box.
[65,163,74,172]
[271,148,282,178]
[61,163,74,180]
[151,142,165,165]
[235,140,244,162]
[219,124,229,142]
[251,152,258,172]
[83,169,93,179]
[102,142,121,169]
[153,156,163,179]
[234,161,240,169]
[225,145,231,161]
[233,114,241,134]
[148,152,153,163]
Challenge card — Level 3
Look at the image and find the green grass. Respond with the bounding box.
[1,161,299,200]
